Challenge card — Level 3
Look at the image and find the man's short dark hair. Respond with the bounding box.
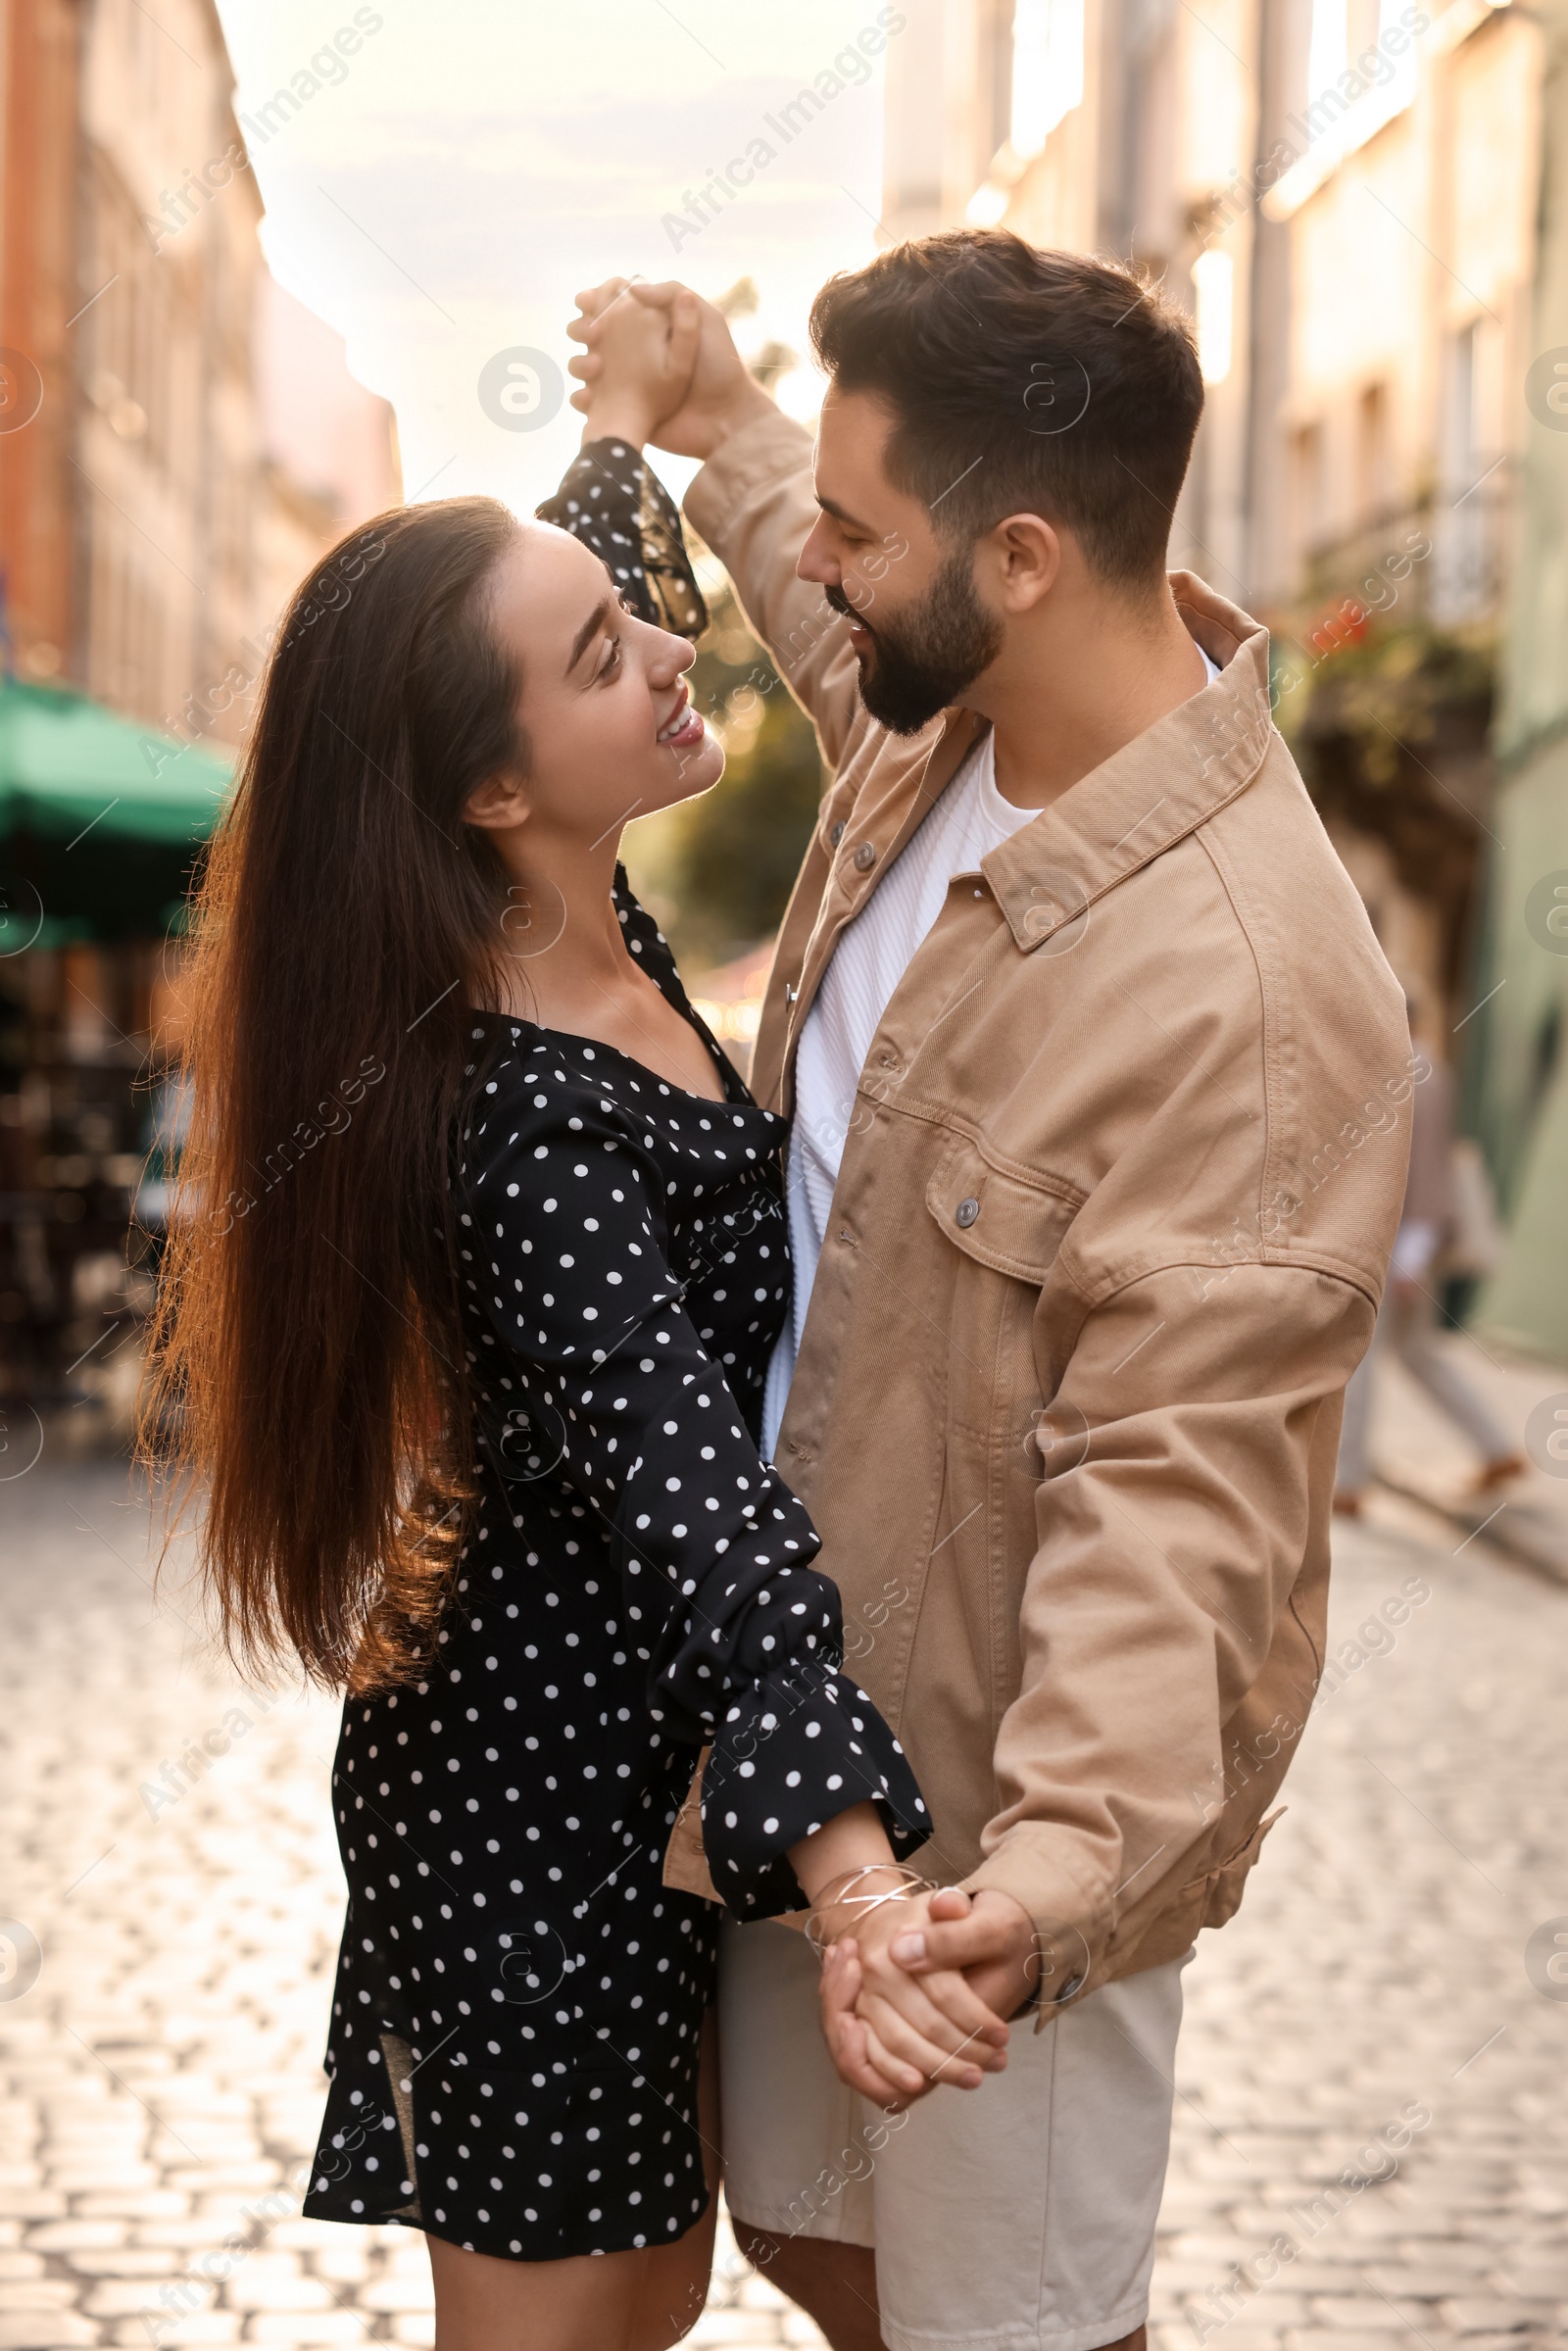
[808,229,1203,591]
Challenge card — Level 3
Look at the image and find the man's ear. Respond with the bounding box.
[983,513,1061,613]
[462,769,530,834]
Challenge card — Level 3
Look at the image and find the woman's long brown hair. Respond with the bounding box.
[141,497,526,1690]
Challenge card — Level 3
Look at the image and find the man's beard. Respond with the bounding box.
[827,549,1003,736]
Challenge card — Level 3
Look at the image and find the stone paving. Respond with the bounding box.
[2,1331,1567,2350]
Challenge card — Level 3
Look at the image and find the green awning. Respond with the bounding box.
[0,677,233,847]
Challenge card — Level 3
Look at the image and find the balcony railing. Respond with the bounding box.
[1298,470,1514,638]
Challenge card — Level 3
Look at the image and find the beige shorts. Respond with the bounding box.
[718,1915,1190,2351]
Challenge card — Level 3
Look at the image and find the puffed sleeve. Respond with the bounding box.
[456,1047,927,1917]
[536,438,709,638]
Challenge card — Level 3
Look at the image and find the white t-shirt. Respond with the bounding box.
[760,653,1222,1460]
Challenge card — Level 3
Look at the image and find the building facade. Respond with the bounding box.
[0,0,81,685]
[887,1,1532,631]
[74,0,263,737]
[0,0,400,744]
[0,0,400,1414]
[882,0,1568,1351]
[1469,0,1568,1357]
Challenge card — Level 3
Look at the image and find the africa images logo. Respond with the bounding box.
[1526,350,1568,433]
[478,347,565,432]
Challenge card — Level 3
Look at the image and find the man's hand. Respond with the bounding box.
[888,1886,1046,2024]
[568,279,775,462]
[816,1887,1011,2111]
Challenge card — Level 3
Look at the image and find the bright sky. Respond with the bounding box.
[213,0,900,512]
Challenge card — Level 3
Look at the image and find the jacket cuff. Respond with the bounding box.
[682,409,816,550]
[962,1831,1109,2033]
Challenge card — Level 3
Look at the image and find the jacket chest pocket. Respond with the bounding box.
[919,1132,1083,1716]
[925,1130,1080,1284]
[923,1130,1080,1439]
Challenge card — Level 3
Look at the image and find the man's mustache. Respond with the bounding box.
[824,581,875,631]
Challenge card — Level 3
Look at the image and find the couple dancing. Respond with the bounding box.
[151,230,1408,2351]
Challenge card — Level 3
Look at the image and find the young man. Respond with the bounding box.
[571,233,1409,2351]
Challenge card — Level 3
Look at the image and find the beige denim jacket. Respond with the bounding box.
[669,411,1411,2012]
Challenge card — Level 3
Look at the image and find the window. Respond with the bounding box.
[983,0,1015,164]
[1356,381,1390,521]
[1310,0,1403,90]
[1307,0,1348,102]
[1451,320,1478,483]
[1192,250,1234,386]
[1267,0,1421,219]
[1441,319,1499,621]
[1009,0,1085,160]
[1290,421,1326,569]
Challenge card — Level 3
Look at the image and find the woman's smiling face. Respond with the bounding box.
[480,519,724,847]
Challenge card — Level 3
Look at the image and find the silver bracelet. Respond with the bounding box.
[805,1864,933,1959]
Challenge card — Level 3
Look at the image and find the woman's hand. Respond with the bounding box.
[790,1806,966,2107]
[787,1806,1010,2109]
[566,278,701,449]
[817,1887,1012,2111]
[569,279,775,460]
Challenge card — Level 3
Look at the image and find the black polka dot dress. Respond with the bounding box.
[304,880,927,2266]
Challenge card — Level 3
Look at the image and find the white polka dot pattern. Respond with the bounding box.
[303,875,925,2269]
[535,439,709,637]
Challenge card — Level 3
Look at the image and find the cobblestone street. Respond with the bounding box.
[4,1336,1568,2350]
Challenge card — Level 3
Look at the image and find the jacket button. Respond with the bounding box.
[829,819,846,846]
[854,842,877,872]
[956,1197,980,1228]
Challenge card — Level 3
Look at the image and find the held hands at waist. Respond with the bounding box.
[811,1875,1038,2113]
[788,1806,1013,2110]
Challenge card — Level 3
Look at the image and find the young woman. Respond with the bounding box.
[144,298,1006,2350]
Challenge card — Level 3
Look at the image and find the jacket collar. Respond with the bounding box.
[808,705,985,940]
[979,573,1275,952]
